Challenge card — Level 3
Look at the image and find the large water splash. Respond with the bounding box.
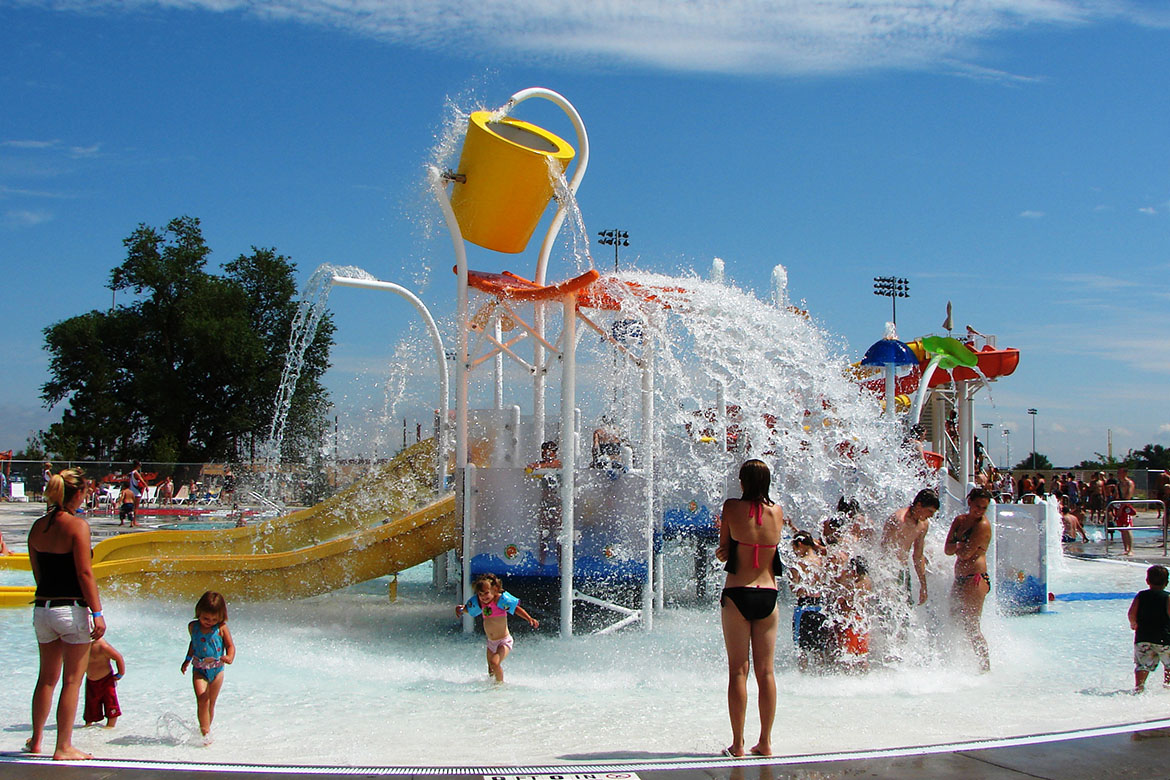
[262,263,375,500]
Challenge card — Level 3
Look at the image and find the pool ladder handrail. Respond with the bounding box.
[1097,499,1168,556]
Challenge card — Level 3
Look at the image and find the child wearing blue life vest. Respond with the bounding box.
[455,573,539,682]
[180,591,236,743]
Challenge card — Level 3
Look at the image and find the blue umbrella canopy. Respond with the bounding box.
[860,338,918,367]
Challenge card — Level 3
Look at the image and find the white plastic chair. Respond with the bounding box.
[9,481,29,502]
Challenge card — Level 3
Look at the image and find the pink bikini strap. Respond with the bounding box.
[750,502,762,525]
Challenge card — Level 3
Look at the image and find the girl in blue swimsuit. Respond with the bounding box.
[180,591,236,743]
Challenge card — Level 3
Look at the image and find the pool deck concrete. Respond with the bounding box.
[3,724,1170,779]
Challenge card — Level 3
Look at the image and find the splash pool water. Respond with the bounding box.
[1,555,1163,767]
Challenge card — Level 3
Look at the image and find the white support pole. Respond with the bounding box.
[494,318,504,410]
[426,165,472,630]
[957,380,973,490]
[931,388,947,458]
[461,464,475,633]
[534,304,546,454]
[884,364,897,417]
[644,339,659,620]
[559,294,578,638]
[509,405,521,467]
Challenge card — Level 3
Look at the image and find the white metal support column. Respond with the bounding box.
[427,165,473,633]
[642,338,656,624]
[957,380,973,490]
[559,293,578,638]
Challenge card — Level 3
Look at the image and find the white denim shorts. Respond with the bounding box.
[33,604,92,645]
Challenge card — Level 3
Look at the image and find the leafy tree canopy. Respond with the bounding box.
[1012,452,1053,471]
[40,216,334,463]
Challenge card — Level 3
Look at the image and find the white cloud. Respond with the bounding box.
[68,143,102,158]
[1159,424,1170,434]
[1060,273,1139,292]
[2,139,61,149]
[3,209,54,227]
[1139,206,1158,215]
[16,0,1167,76]
[1019,210,1045,219]
[0,185,76,199]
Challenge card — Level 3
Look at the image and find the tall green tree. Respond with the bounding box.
[1013,452,1054,471]
[1124,444,1170,470]
[40,217,333,463]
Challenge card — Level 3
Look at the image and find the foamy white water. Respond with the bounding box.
[0,557,1158,766]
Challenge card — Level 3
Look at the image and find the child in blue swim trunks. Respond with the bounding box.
[180,591,236,743]
[456,573,539,682]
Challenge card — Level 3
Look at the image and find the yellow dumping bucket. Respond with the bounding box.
[450,111,575,254]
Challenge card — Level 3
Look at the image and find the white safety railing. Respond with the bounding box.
[1100,500,1168,556]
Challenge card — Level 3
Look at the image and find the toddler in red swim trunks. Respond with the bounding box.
[84,636,125,728]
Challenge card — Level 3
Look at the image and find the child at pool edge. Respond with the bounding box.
[1127,565,1170,692]
[181,591,236,743]
[455,573,539,682]
[84,636,125,728]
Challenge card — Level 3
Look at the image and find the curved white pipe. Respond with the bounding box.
[329,275,450,496]
[909,354,944,426]
[502,87,591,286]
[500,88,591,527]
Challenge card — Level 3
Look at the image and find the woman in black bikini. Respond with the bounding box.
[27,468,105,760]
[714,459,784,758]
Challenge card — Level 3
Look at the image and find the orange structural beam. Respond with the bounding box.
[461,267,600,301]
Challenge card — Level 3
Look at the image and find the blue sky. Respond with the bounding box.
[1,0,1168,468]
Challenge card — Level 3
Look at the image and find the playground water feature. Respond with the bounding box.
[0,555,1163,766]
[1,89,1127,767]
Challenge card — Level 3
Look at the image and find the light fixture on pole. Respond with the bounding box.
[1027,408,1038,470]
[597,229,629,271]
[873,276,910,327]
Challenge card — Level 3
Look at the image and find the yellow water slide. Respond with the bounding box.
[1,496,454,605]
[0,439,459,605]
[95,438,441,563]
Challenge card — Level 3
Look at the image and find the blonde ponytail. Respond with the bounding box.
[44,468,85,511]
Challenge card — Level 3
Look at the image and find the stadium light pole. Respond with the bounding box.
[872,276,909,327]
[1028,408,1038,470]
[597,229,629,271]
[1003,428,1011,469]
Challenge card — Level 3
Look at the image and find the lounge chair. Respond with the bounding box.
[9,481,29,502]
[173,484,190,505]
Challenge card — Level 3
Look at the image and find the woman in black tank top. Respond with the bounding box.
[26,468,104,761]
